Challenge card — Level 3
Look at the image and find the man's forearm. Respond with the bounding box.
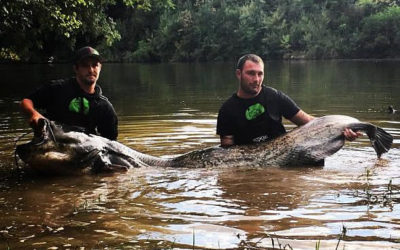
[20,98,44,125]
[220,135,234,147]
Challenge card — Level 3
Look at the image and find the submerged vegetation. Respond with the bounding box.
[350,168,396,209]
[1,0,400,63]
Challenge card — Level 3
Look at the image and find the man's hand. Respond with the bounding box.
[29,111,45,128]
[220,135,234,147]
[343,128,362,141]
[20,98,45,128]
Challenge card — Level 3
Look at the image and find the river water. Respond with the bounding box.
[0,61,399,249]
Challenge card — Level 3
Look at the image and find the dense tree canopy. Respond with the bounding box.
[1,0,399,62]
[0,0,172,62]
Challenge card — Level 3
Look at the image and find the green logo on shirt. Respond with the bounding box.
[245,103,265,120]
[69,97,89,115]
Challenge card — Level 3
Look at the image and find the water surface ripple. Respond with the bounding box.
[0,61,399,249]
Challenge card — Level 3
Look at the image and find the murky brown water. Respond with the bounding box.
[0,61,399,249]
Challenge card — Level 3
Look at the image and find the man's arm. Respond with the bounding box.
[20,98,45,127]
[289,109,315,126]
[97,116,118,140]
[220,135,234,148]
[96,102,118,140]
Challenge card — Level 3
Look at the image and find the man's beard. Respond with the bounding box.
[82,75,97,86]
[240,79,261,96]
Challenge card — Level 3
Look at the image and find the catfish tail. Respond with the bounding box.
[367,126,393,158]
[350,123,393,158]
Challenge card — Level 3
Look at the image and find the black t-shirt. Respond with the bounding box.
[217,85,300,145]
[27,78,118,140]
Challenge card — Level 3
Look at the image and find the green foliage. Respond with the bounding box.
[0,48,20,61]
[0,0,173,62]
[129,0,400,61]
[359,5,400,57]
[1,0,400,62]
[153,1,241,62]
[127,40,154,62]
[123,0,174,10]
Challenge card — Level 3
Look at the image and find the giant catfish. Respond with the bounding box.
[15,115,393,175]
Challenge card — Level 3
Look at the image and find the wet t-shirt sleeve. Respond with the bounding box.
[276,90,300,120]
[26,83,54,109]
[217,104,234,136]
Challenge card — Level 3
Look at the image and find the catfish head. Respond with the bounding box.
[16,119,99,175]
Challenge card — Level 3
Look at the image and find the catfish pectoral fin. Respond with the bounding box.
[109,156,135,169]
[103,164,129,172]
[92,153,133,173]
[79,149,101,165]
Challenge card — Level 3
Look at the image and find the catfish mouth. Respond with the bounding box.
[15,137,48,165]
[15,143,30,162]
[15,118,57,166]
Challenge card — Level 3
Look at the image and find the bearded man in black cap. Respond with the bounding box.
[20,46,118,140]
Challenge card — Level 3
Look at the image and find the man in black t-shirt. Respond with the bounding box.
[20,46,118,140]
[217,54,361,147]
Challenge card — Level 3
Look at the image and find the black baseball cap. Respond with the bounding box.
[73,46,102,64]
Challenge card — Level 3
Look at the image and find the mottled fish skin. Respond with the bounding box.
[170,115,393,168]
[16,115,393,174]
[16,120,169,174]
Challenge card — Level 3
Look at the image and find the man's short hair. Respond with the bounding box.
[236,54,264,71]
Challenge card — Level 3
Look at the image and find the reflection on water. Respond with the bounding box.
[119,110,218,157]
[0,61,400,249]
[1,148,399,249]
